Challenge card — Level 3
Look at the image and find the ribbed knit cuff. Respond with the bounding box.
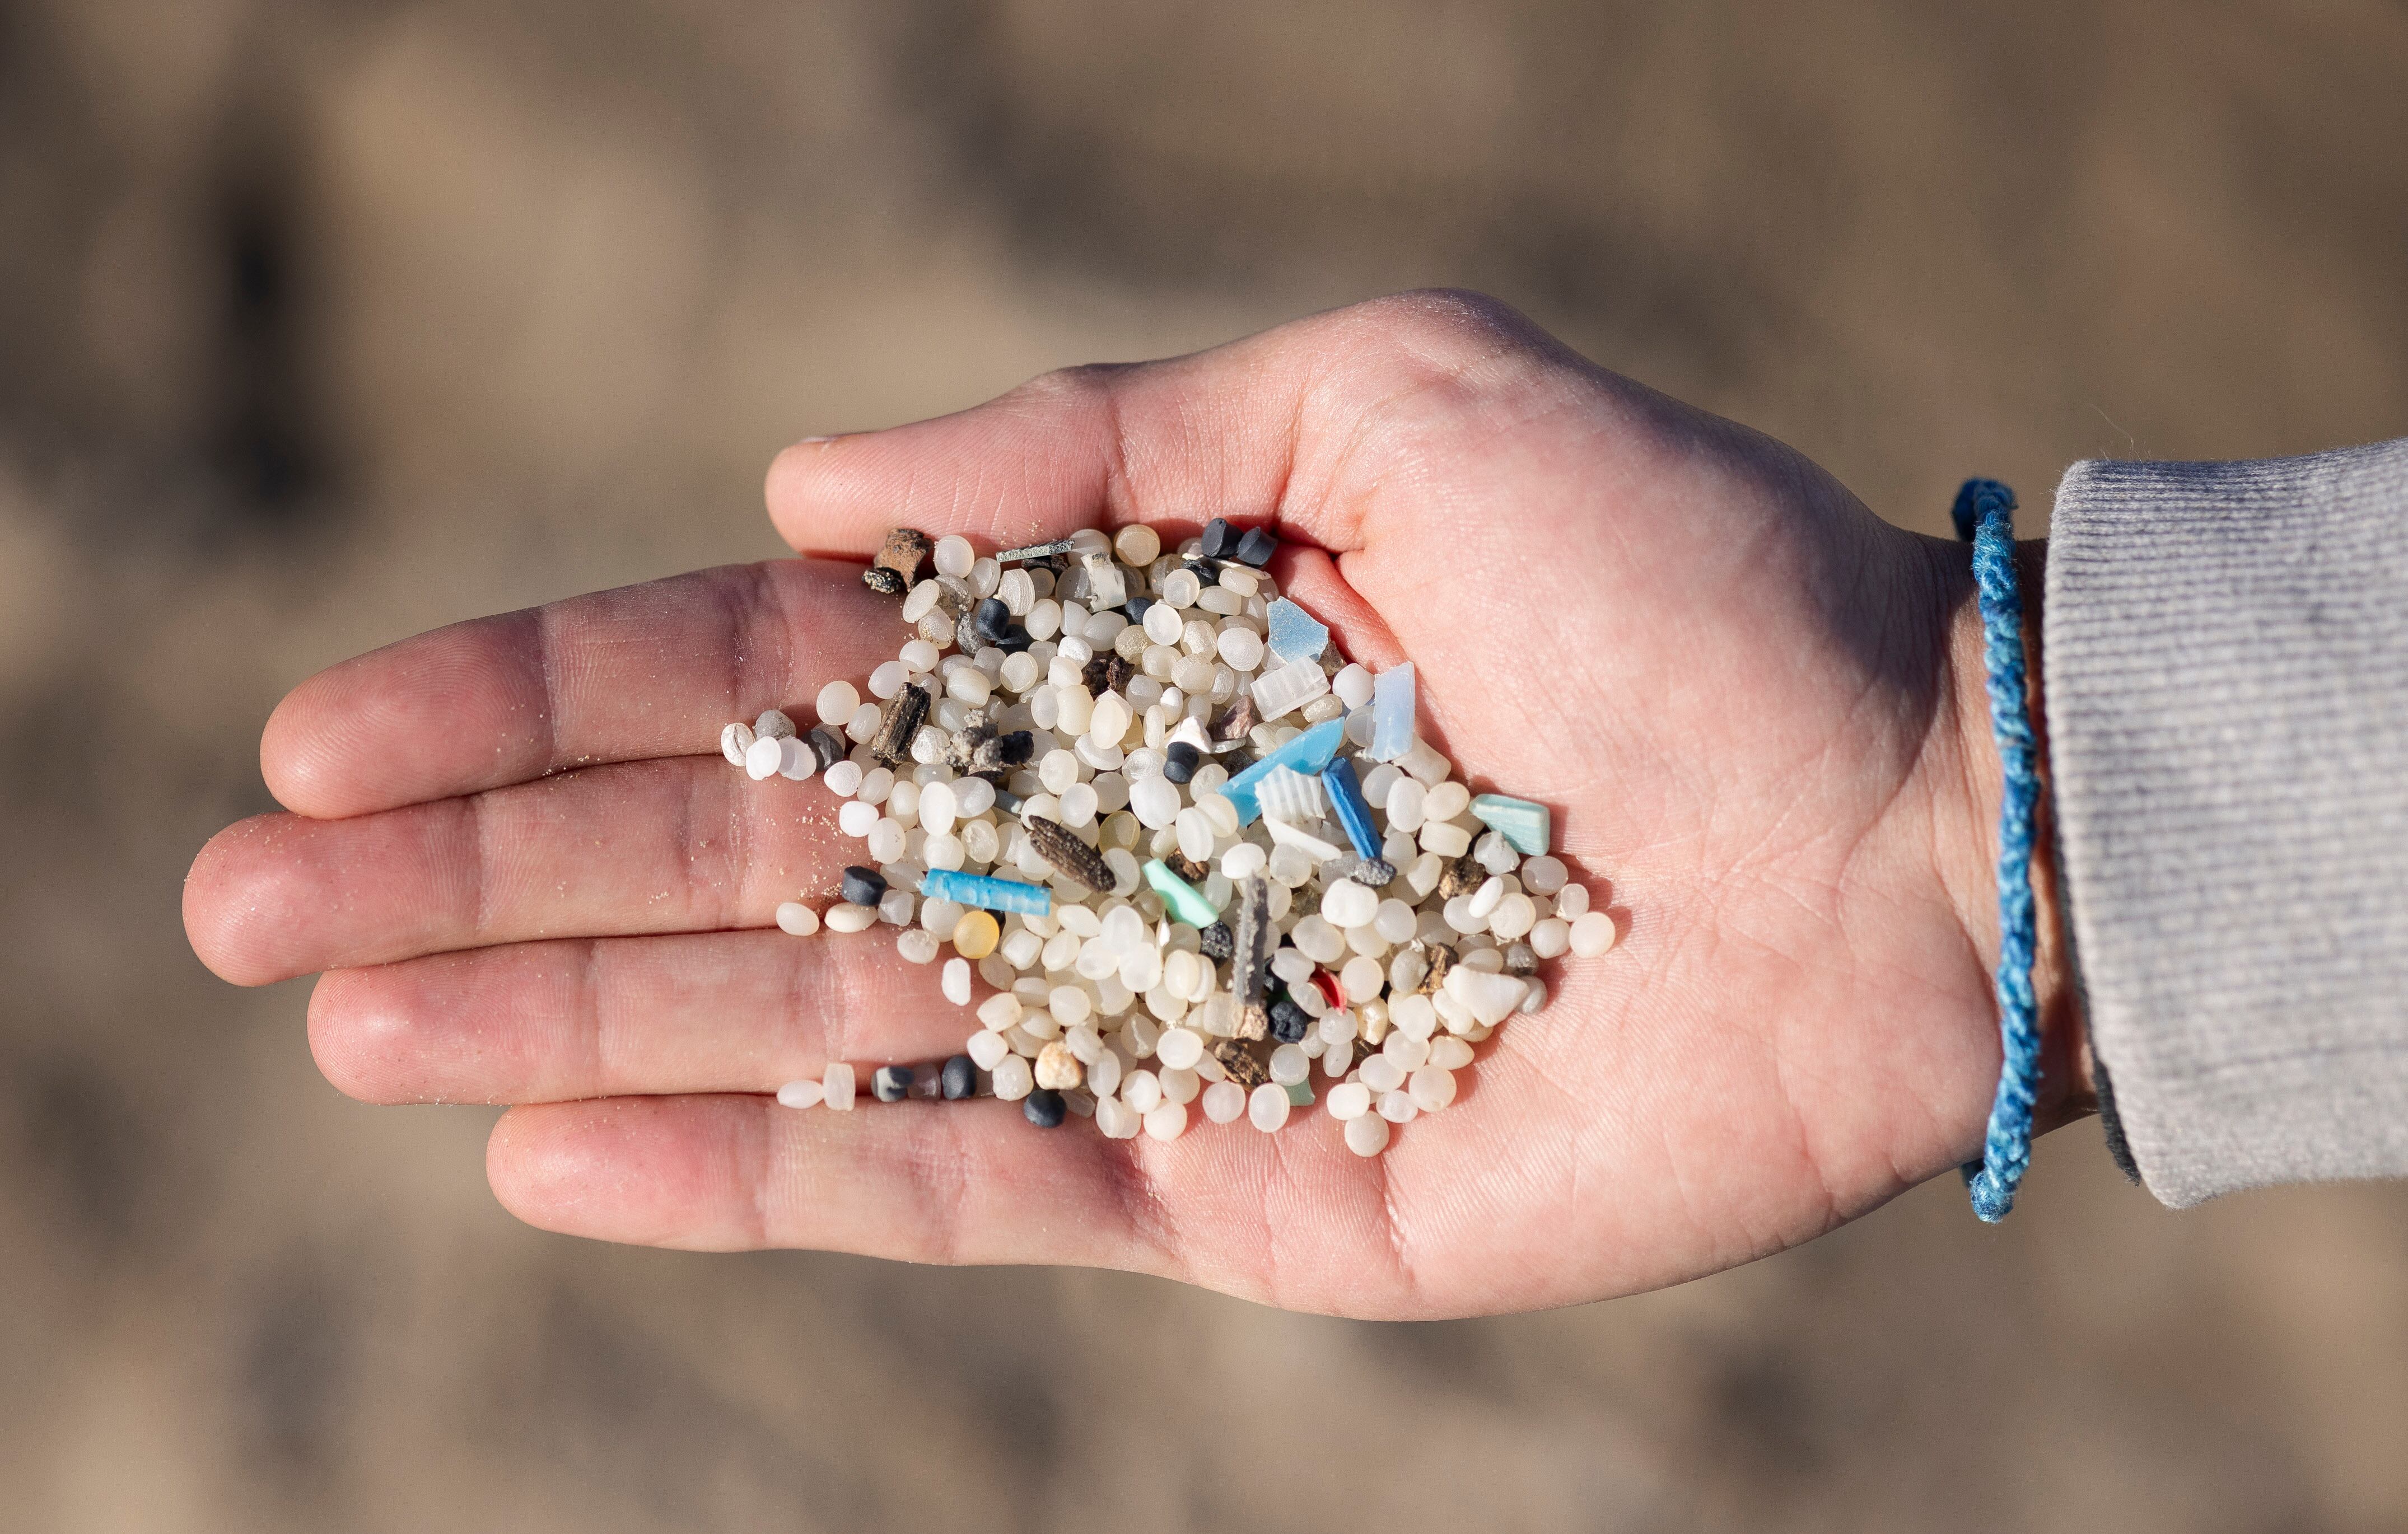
[2045,441,2408,1208]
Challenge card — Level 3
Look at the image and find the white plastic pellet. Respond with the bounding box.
[814,680,860,726]
[1155,1027,1205,1070]
[1248,1082,1291,1131]
[824,902,878,933]
[1128,774,1181,830]
[991,1054,1034,1101]
[1557,883,1591,919]
[1421,821,1473,858]
[1569,911,1617,957]
[933,534,974,579]
[1121,1069,1163,1114]
[1095,1093,1141,1139]
[837,800,880,839]
[722,721,757,764]
[1377,1090,1420,1125]
[1158,1065,1200,1105]
[1268,1044,1309,1084]
[744,735,784,781]
[1142,1100,1189,1142]
[1343,1111,1390,1156]
[1200,1079,1247,1124]
[1320,880,1379,929]
[1332,663,1374,709]
[823,1061,857,1110]
[941,957,973,1005]
[866,820,907,862]
[968,1030,1010,1070]
[775,736,813,780]
[1406,1065,1456,1114]
[1427,1036,1474,1070]
[1467,876,1506,920]
[1488,892,1537,941]
[1360,1056,1406,1094]
[775,902,821,936]
[822,760,864,797]
[1326,1081,1372,1120]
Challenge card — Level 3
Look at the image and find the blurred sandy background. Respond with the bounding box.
[4,1,2407,1529]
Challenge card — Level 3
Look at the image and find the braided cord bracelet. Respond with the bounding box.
[1952,478,2042,1222]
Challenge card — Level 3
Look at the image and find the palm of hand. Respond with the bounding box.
[187,293,2012,1317]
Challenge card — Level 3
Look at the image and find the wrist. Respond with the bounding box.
[1934,536,2094,1130]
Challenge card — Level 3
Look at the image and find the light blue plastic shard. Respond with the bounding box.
[1263,597,1329,665]
[1469,794,1552,855]
[1369,662,1416,762]
[919,868,1052,916]
[1221,717,1348,826]
[1141,859,1221,927]
[1320,757,1383,860]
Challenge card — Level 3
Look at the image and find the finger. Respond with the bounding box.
[262,559,895,820]
[486,1093,1415,1311]
[763,289,1552,563]
[187,755,832,985]
[308,930,978,1105]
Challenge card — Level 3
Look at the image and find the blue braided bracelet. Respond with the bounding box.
[1952,478,2042,1222]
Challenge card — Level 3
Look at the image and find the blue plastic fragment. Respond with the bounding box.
[1469,793,1552,855]
[1320,757,1383,860]
[1263,597,1329,665]
[1221,717,1348,826]
[919,867,1052,916]
[1369,662,1416,762]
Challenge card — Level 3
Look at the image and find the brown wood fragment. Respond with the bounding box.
[869,683,930,765]
[1213,1039,1269,1088]
[874,527,934,587]
[1025,816,1115,894]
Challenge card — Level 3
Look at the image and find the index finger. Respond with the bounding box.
[262,559,892,819]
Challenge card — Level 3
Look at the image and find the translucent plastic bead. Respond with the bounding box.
[1422,781,1471,823]
[1158,1065,1200,1105]
[1332,663,1374,709]
[1557,883,1591,919]
[1339,955,1385,1003]
[1201,1079,1247,1123]
[1377,1090,1419,1124]
[1248,1082,1291,1131]
[1468,876,1506,920]
[775,902,820,936]
[1359,1055,1406,1094]
[1488,892,1537,941]
[1155,1026,1205,1070]
[744,735,783,781]
[1094,1093,1141,1139]
[1385,778,1426,833]
[1529,917,1571,958]
[1122,1069,1163,1114]
[1382,1031,1431,1070]
[1320,880,1379,929]
[991,1054,1033,1101]
[1409,1065,1458,1111]
[1326,1081,1372,1120]
[1128,774,1182,830]
[816,680,861,726]
[777,1078,824,1110]
[1569,911,1618,957]
[1427,1036,1474,1070]
[933,534,974,578]
[866,820,907,863]
[1343,1111,1390,1156]
[823,1061,857,1110]
[940,957,973,1005]
[1269,1044,1309,1084]
[1421,822,1472,858]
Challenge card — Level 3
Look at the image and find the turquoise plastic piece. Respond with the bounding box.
[1469,793,1552,855]
[1264,597,1329,665]
[1142,859,1220,927]
[1320,757,1382,860]
[919,868,1051,916]
[1369,662,1416,762]
[1284,1080,1315,1107]
[1221,717,1348,826]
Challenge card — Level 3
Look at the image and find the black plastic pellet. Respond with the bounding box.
[1197,921,1234,961]
[1268,994,1312,1044]
[941,1055,977,1100]
[1234,526,1278,567]
[1124,593,1154,624]
[996,730,1036,765]
[841,866,888,906]
[1163,741,1200,785]
[872,1066,912,1103]
[995,626,1035,653]
[972,597,1013,645]
[1198,517,1237,560]
[1023,1089,1067,1128]
[1182,558,1220,584]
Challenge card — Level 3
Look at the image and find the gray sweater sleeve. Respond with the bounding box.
[2043,439,2408,1208]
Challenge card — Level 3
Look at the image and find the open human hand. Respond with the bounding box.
[185,291,2084,1318]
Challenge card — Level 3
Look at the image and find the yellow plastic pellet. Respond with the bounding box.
[953,909,1000,960]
